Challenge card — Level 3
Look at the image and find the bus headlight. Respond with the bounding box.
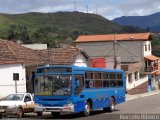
[35,103,43,107]
[62,103,74,112]
[34,103,44,112]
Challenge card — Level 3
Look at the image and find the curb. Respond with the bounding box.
[126,91,160,101]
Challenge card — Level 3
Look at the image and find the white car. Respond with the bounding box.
[0,93,42,118]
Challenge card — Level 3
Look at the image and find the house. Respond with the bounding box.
[0,40,89,97]
[35,47,89,67]
[75,32,159,93]
[0,40,44,97]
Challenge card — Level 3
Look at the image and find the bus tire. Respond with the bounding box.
[51,112,60,118]
[37,112,43,116]
[83,102,91,116]
[108,97,115,112]
[103,107,108,112]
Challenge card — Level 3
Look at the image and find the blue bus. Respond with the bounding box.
[34,65,125,118]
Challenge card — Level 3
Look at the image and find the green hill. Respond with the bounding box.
[0,11,146,47]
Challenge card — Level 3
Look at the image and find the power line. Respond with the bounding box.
[80,41,140,58]
[76,42,145,47]
[77,44,112,46]
[87,55,141,59]
[116,42,140,58]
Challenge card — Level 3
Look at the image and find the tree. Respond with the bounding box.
[7,24,30,43]
[152,34,160,56]
[31,27,48,43]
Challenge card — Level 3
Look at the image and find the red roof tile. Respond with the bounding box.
[36,47,89,65]
[144,55,159,61]
[0,40,44,65]
[75,32,152,43]
[0,40,89,66]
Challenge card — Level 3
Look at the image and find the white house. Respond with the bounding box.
[0,40,44,98]
[0,63,26,97]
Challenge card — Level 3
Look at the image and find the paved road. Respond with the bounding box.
[115,93,160,114]
[2,94,160,120]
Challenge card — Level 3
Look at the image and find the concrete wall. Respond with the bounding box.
[76,40,150,63]
[0,64,26,98]
[143,41,152,56]
[22,44,47,50]
[126,72,148,90]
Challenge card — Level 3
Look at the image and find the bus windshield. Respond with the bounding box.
[35,75,72,96]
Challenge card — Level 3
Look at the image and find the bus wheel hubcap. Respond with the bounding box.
[85,105,90,112]
[111,101,114,109]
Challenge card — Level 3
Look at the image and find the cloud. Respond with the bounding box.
[89,0,160,19]
[110,0,160,18]
[0,0,159,19]
[0,0,74,13]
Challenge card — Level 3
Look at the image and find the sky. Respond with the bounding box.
[0,0,160,20]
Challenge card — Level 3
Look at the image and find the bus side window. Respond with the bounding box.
[103,80,109,87]
[85,81,90,88]
[110,80,117,87]
[117,73,123,87]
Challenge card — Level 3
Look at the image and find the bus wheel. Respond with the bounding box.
[109,97,115,112]
[51,112,60,118]
[84,102,91,116]
[37,112,43,116]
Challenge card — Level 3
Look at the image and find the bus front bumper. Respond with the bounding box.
[34,103,74,113]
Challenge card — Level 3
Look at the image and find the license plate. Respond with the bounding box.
[0,109,5,112]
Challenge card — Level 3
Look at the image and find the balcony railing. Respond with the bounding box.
[144,65,158,73]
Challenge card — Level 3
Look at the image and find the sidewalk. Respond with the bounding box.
[126,89,160,101]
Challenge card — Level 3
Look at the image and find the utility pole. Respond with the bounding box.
[113,34,117,69]
[48,47,50,66]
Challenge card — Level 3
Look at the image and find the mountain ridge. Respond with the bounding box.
[0,11,146,47]
[112,12,160,32]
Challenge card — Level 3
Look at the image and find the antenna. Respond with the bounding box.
[86,5,88,13]
[96,6,98,14]
[74,0,76,11]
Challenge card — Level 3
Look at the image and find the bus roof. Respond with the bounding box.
[36,65,124,73]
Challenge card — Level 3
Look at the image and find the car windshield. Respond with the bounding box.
[5,94,24,101]
[35,75,72,96]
